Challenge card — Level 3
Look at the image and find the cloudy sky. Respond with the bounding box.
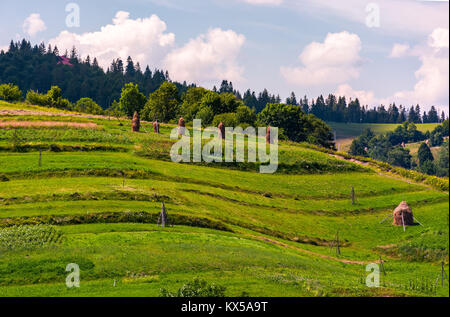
[0,0,448,112]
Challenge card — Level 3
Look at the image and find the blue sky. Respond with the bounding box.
[0,0,448,112]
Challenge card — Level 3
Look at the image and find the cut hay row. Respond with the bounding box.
[0,121,98,129]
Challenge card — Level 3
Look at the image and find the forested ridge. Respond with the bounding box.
[1,39,447,125]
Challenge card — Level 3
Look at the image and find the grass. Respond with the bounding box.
[0,100,448,297]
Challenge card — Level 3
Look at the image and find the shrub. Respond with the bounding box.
[160,278,226,297]
[119,83,147,118]
[236,105,256,126]
[212,112,238,128]
[26,89,50,106]
[195,106,214,126]
[258,103,334,148]
[74,97,103,115]
[26,86,72,110]
[0,83,22,101]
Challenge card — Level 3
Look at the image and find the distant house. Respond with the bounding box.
[57,56,73,67]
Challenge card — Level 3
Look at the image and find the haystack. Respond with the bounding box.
[132,112,140,132]
[157,202,169,227]
[178,117,186,136]
[153,119,160,134]
[266,126,272,144]
[218,122,225,139]
[393,201,414,226]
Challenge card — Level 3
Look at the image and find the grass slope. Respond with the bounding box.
[0,101,448,297]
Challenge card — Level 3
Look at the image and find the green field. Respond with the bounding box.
[328,122,440,151]
[0,102,448,297]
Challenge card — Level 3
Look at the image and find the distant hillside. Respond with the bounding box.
[329,122,440,151]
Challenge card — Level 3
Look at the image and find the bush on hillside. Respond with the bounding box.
[141,82,178,122]
[26,86,72,110]
[0,83,22,101]
[212,113,238,128]
[120,83,146,118]
[74,97,103,115]
[258,103,334,148]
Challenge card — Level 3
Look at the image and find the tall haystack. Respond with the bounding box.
[218,122,225,139]
[266,126,272,144]
[178,117,186,136]
[393,201,414,226]
[132,112,140,132]
[153,119,160,134]
[157,202,169,227]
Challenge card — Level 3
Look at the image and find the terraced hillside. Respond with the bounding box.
[0,101,448,297]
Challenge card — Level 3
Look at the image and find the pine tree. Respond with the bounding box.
[286,92,298,105]
[418,142,434,166]
[427,106,439,123]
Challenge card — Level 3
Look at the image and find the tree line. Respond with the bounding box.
[0,39,189,109]
[1,39,447,125]
[0,80,335,149]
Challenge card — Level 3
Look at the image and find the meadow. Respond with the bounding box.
[0,101,448,297]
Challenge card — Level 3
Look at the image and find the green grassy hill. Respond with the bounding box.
[328,122,440,151]
[0,101,448,297]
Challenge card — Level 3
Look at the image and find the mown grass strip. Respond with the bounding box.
[0,211,233,233]
[0,191,174,206]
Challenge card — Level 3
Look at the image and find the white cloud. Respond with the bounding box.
[49,11,175,69]
[429,27,449,49]
[336,28,449,113]
[241,0,283,5]
[22,13,46,37]
[393,28,449,109]
[163,28,246,85]
[389,43,410,58]
[280,31,362,86]
[335,84,379,106]
[288,0,448,36]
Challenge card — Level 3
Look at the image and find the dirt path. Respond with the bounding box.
[245,233,377,266]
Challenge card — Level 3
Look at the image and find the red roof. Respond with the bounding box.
[57,56,73,67]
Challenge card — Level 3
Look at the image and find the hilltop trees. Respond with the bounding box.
[0,39,175,109]
[141,82,179,122]
[119,83,146,117]
[179,87,209,122]
[257,103,334,148]
[1,39,446,125]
